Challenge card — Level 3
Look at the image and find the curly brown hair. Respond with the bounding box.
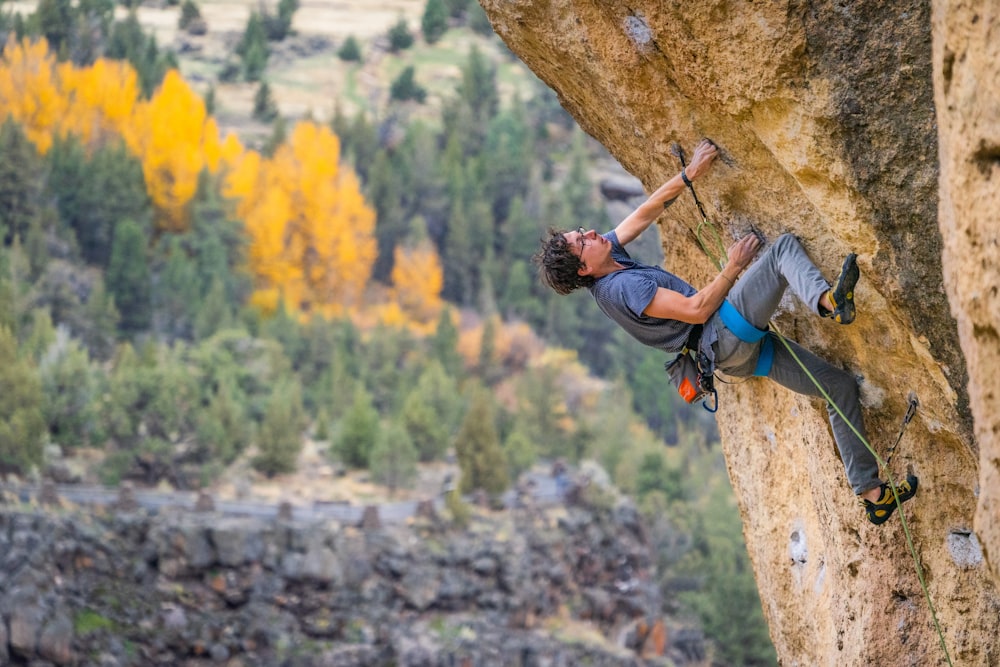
[532,228,596,295]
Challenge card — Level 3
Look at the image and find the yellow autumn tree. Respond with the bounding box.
[390,241,444,328]
[58,57,140,145]
[0,39,242,234]
[126,70,234,232]
[0,38,67,153]
[226,121,376,318]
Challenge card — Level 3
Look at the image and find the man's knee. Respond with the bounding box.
[773,232,799,249]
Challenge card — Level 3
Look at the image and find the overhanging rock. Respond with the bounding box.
[480,1,1000,664]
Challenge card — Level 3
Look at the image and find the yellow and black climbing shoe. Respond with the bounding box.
[827,253,859,324]
[862,474,918,525]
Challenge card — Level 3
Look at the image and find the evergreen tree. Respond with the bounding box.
[401,386,448,462]
[366,150,408,282]
[389,65,426,103]
[387,15,414,52]
[253,377,305,476]
[253,81,280,121]
[454,387,508,495]
[337,35,362,62]
[421,0,448,44]
[262,116,287,156]
[429,308,462,377]
[178,0,203,31]
[236,12,269,81]
[334,386,379,468]
[203,84,216,114]
[106,11,171,96]
[80,276,120,361]
[467,2,493,35]
[33,0,74,55]
[0,326,46,473]
[152,235,200,340]
[0,119,44,246]
[483,102,531,224]
[369,420,417,493]
[193,278,232,340]
[503,427,536,479]
[106,219,152,335]
[444,0,469,19]
[0,240,33,341]
[39,334,100,449]
[46,135,149,268]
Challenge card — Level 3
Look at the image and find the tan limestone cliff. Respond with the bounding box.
[479,1,999,665]
[932,0,1000,604]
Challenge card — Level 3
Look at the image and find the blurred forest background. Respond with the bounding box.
[0,0,775,663]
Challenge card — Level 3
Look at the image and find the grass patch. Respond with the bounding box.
[74,609,116,635]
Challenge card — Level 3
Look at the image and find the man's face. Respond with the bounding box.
[564,227,607,275]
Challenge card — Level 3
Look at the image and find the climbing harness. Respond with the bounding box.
[669,142,952,666]
[718,300,774,377]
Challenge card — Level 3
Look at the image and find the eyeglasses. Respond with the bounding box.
[576,226,591,251]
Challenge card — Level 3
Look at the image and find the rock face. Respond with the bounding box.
[0,500,685,666]
[932,0,1000,590]
[480,1,999,665]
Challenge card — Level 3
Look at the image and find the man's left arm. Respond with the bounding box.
[614,139,718,246]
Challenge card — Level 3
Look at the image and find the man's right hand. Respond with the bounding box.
[685,139,719,181]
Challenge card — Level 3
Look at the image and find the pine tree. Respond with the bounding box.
[454,387,508,495]
[337,35,362,62]
[253,377,305,476]
[106,218,152,335]
[0,326,46,473]
[334,386,379,468]
[429,308,462,377]
[253,81,279,122]
[421,0,448,45]
[39,334,99,449]
[80,276,120,361]
[387,15,414,52]
[237,12,269,81]
[389,66,426,103]
[46,135,150,268]
[196,377,248,464]
[369,420,417,493]
[153,235,200,340]
[401,386,448,462]
[193,278,232,340]
[0,118,44,245]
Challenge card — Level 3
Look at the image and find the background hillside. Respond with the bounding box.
[0,0,774,664]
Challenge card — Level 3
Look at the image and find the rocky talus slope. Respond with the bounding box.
[480,1,1000,665]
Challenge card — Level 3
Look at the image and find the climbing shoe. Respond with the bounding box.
[826,253,859,324]
[862,474,918,525]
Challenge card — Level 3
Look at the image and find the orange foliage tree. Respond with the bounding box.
[0,38,242,232]
[1,39,384,324]
[390,241,444,327]
[225,121,377,318]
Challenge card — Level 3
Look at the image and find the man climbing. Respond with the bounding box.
[533,139,916,525]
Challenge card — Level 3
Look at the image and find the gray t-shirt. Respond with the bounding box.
[588,231,700,353]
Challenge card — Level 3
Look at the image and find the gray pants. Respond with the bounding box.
[710,233,881,495]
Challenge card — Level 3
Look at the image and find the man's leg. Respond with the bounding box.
[727,233,830,329]
[765,334,881,495]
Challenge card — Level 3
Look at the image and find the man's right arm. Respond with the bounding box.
[641,234,762,323]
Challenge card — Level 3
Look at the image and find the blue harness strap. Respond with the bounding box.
[719,300,774,377]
